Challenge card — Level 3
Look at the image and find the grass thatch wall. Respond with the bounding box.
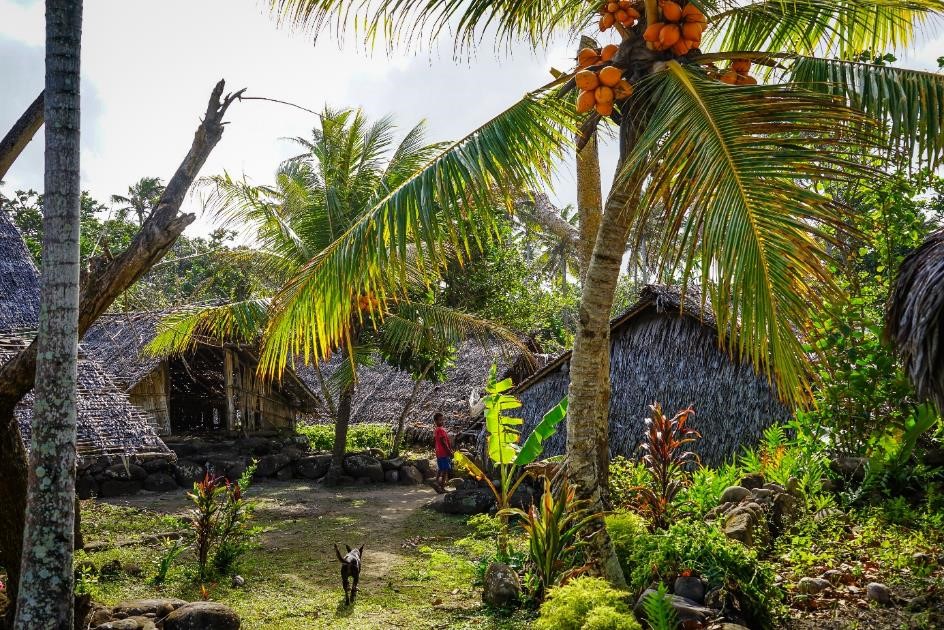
[511,286,792,466]
[0,208,40,332]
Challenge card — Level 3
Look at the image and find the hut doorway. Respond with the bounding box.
[167,351,228,433]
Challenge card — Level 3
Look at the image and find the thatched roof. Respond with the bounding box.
[507,285,792,466]
[83,310,320,411]
[2,333,173,462]
[886,228,944,412]
[0,208,40,332]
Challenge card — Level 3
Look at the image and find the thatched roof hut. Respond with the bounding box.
[508,285,792,466]
[0,208,173,462]
[83,310,320,435]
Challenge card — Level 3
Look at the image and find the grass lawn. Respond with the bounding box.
[76,481,534,629]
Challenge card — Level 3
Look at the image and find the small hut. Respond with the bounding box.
[0,209,173,463]
[83,311,320,435]
[511,285,792,466]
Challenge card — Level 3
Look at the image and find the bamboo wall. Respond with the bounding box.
[129,363,171,435]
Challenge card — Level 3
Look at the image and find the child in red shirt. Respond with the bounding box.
[433,412,453,491]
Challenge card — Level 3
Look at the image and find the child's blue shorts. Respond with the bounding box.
[436,455,452,472]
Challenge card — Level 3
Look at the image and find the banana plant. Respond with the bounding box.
[454,364,568,555]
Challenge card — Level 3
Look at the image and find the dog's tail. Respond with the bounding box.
[334,543,346,563]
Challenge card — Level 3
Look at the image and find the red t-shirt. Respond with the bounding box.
[433,426,452,457]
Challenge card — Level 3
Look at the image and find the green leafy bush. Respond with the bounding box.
[581,605,641,630]
[604,512,647,557]
[535,577,637,630]
[609,456,648,507]
[467,514,501,540]
[639,584,678,630]
[611,520,783,629]
[297,423,393,454]
[678,462,741,518]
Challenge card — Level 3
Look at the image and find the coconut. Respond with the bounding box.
[576,70,600,91]
[595,101,614,116]
[578,48,600,68]
[598,65,623,87]
[607,1,619,11]
[595,85,615,103]
[615,9,629,22]
[661,1,683,22]
[671,39,692,55]
[643,22,664,42]
[614,79,634,99]
[681,21,703,42]
[731,58,751,73]
[600,44,620,62]
[736,74,758,85]
[618,0,632,8]
[681,3,707,23]
[719,70,738,84]
[659,23,681,47]
[600,12,616,29]
[577,90,597,113]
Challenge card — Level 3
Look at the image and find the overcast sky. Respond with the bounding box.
[2,0,942,238]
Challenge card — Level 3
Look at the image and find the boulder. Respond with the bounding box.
[281,446,305,461]
[381,457,405,471]
[141,458,171,474]
[98,479,142,498]
[284,435,310,451]
[255,453,291,478]
[163,602,240,630]
[798,577,831,595]
[384,470,399,483]
[111,598,187,617]
[76,474,98,499]
[634,589,714,624]
[173,461,206,487]
[343,453,385,482]
[673,576,705,603]
[720,486,751,504]
[428,488,495,515]
[93,617,156,630]
[398,464,424,485]
[241,436,280,456]
[103,463,148,482]
[866,582,892,605]
[294,455,331,480]
[482,563,520,608]
[738,473,765,490]
[446,478,467,490]
[831,456,867,481]
[274,465,294,481]
[723,512,756,548]
[411,458,435,479]
[143,472,178,493]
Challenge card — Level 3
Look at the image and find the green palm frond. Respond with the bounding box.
[258,83,574,375]
[266,0,594,51]
[621,61,882,404]
[707,0,943,57]
[146,299,272,357]
[380,302,525,358]
[789,56,944,167]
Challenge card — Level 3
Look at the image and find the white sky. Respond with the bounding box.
[1,0,942,238]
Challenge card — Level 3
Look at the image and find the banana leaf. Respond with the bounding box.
[514,397,568,467]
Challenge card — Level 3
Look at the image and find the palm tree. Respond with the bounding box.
[266,0,944,581]
[149,108,521,478]
[15,0,83,625]
[110,176,165,225]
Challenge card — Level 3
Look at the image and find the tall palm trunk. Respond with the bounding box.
[576,132,603,286]
[15,1,83,626]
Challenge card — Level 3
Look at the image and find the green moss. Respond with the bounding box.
[536,577,634,630]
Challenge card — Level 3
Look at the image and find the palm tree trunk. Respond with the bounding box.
[14,1,83,626]
[576,133,603,285]
[566,188,638,588]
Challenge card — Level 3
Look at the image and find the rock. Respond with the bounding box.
[704,587,728,609]
[103,463,148,481]
[274,465,294,481]
[381,457,405,471]
[285,435,310,450]
[772,492,800,525]
[90,607,114,627]
[232,575,245,588]
[831,456,867,481]
[343,453,384,482]
[786,477,801,495]
[446,478,466,490]
[719,625,751,630]
[750,488,773,501]
[428,488,495,515]
[77,474,98,499]
[866,582,892,605]
[255,453,292,478]
[141,458,170,474]
[763,482,786,493]
[98,479,142,498]
[384,470,400,483]
[173,461,206,487]
[399,464,424,485]
[163,602,240,630]
[241,436,280,456]
[673,576,705,603]
[366,448,386,459]
[922,447,944,468]
[281,446,305,461]
[111,598,187,618]
[738,473,765,490]
[634,589,714,624]
[723,512,756,548]
[94,617,156,630]
[821,569,843,584]
[481,563,520,608]
[798,577,831,595]
[143,472,177,493]
[294,455,331,480]
[410,458,435,479]
[912,552,934,568]
[720,486,751,504]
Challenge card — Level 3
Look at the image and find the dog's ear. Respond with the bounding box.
[345,544,352,553]
[358,544,364,557]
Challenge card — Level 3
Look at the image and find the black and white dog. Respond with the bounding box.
[334,543,364,605]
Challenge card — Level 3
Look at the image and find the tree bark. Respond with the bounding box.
[576,134,603,284]
[0,91,44,182]
[0,80,242,614]
[14,2,83,626]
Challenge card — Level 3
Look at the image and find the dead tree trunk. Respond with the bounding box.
[0,80,243,617]
[0,91,44,182]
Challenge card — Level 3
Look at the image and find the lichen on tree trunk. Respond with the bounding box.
[14,1,83,626]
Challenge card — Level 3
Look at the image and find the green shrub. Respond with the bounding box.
[581,605,641,630]
[535,577,635,630]
[678,462,740,518]
[296,423,392,454]
[609,456,648,507]
[467,514,501,540]
[604,512,647,556]
[611,520,783,629]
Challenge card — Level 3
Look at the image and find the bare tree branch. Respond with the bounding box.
[0,91,44,182]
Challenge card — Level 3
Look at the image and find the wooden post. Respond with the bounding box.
[224,349,235,431]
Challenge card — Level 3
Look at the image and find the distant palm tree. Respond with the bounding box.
[266,0,944,582]
[149,109,520,478]
[111,176,164,225]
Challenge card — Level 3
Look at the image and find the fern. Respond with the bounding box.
[641,583,678,630]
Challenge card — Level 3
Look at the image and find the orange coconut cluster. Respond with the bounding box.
[642,1,707,55]
[598,0,641,31]
[718,58,757,84]
[577,43,620,69]
[575,65,634,116]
